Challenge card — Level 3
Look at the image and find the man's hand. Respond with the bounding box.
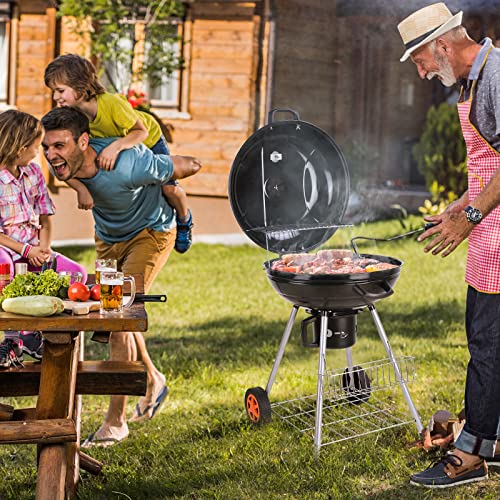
[418,210,473,257]
[171,155,202,180]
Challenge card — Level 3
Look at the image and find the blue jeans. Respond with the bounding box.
[151,135,170,155]
[454,287,500,457]
[151,135,177,187]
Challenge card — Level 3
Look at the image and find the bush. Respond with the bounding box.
[412,102,467,203]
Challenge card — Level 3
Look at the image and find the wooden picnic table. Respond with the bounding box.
[0,274,148,499]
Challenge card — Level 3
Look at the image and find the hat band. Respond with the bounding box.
[404,26,440,50]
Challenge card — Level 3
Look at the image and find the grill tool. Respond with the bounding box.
[90,294,166,343]
[229,109,423,455]
[350,223,437,255]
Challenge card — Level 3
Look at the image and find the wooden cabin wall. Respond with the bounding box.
[332,14,437,189]
[270,0,338,134]
[269,0,436,190]
[167,1,264,197]
[15,1,56,117]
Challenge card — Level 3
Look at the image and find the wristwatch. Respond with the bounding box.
[464,205,483,224]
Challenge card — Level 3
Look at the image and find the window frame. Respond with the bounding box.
[0,1,12,106]
[100,16,186,113]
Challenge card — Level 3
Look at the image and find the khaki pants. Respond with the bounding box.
[95,227,176,293]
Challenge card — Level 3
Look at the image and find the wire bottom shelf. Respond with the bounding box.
[271,392,414,446]
[269,357,417,446]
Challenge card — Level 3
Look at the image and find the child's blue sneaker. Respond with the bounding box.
[175,210,193,253]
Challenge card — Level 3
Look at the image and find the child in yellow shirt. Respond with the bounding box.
[44,54,193,253]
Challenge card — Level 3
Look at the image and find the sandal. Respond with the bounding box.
[129,385,169,423]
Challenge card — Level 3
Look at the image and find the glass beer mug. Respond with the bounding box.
[99,271,135,314]
[95,258,117,285]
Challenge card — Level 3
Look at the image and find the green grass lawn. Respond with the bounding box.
[0,217,499,499]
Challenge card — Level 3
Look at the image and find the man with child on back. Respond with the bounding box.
[41,106,201,446]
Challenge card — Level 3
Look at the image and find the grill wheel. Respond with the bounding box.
[245,387,272,424]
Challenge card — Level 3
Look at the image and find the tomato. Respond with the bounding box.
[89,284,101,301]
[67,282,90,302]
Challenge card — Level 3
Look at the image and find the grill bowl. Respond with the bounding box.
[264,254,403,310]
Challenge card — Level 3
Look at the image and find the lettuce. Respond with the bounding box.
[0,270,69,304]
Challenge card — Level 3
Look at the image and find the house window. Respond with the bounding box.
[101,37,134,94]
[0,21,8,104]
[145,38,181,108]
[100,21,183,110]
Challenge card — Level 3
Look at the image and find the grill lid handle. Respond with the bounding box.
[268,108,300,124]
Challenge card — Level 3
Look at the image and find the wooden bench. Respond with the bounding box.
[0,358,147,475]
[0,360,147,397]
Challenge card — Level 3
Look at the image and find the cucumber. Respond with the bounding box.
[1,295,65,316]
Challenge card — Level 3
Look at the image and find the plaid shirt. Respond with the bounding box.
[0,162,55,258]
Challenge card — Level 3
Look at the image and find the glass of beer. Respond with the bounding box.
[99,271,135,314]
[95,258,117,285]
[58,271,83,285]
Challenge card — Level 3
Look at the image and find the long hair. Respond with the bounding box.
[44,54,106,101]
[0,110,43,167]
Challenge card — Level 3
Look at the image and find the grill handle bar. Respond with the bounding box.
[350,222,437,255]
[134,294,167,303]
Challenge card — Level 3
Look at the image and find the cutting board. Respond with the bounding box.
[63,297,133,315]
[63,300,100,315]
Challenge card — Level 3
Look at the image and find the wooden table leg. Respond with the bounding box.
[66,332,83,496]
[35,332,78,500]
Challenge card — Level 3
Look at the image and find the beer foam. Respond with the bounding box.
[98,267,116,273]
[101,279,122,286]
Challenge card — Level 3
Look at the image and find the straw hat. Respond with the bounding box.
[398,2,463,62]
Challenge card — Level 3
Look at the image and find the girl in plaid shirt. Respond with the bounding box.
[0,109,87,368]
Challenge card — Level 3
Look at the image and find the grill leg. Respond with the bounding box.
[313,311,329,457]
[265,305,299,395]
[345,348,355,390]
[368,305,424,433]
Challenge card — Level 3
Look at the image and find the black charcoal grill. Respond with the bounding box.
[228,109,423,454]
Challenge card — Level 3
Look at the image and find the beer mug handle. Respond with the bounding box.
[123,275,136,309]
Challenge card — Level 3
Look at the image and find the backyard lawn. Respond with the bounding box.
[0,217,499,499]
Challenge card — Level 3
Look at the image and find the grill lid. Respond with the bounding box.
[228,109,350,254]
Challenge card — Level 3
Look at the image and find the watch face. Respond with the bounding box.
[466,206,482,224]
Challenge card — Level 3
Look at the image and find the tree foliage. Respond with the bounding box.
[57,0,186,92]
[412,102,467,203]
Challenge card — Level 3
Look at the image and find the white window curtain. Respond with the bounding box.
[101,37,134,94]
[145,39,180,108]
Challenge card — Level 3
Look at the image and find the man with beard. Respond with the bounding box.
[398,2,500,489]
[41,106,201,446]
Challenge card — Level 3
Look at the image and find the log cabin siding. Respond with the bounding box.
[15,10,55,116]
[167,6,263,196]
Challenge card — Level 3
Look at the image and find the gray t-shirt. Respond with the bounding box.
[460,38,500,152]
[80,138,175,244]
